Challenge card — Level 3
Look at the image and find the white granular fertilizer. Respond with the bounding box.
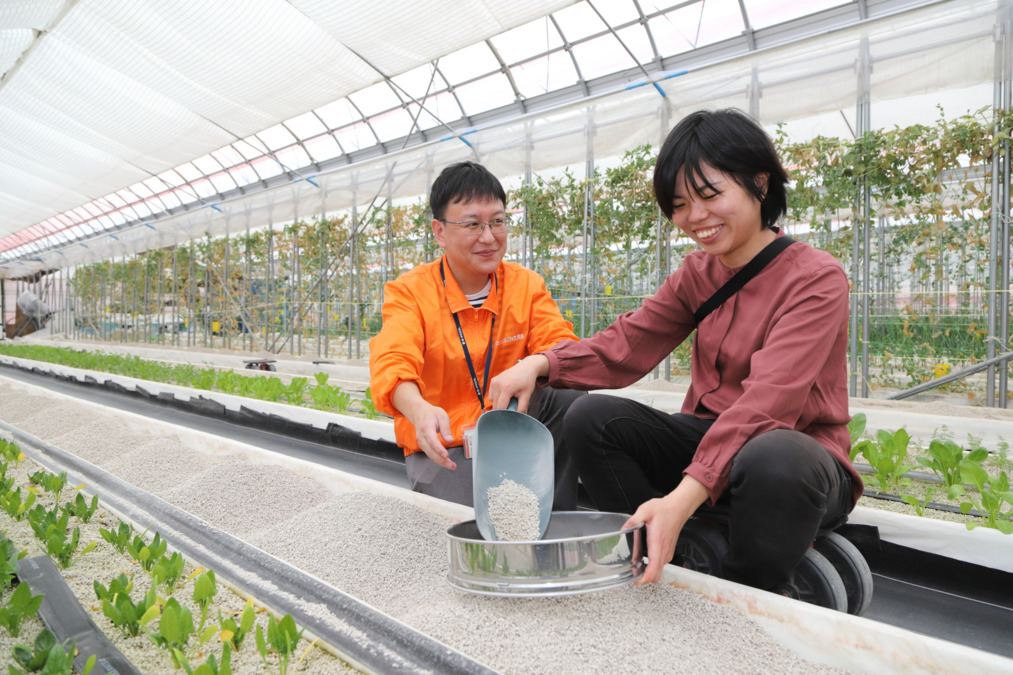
[0,374,854,674]
[486,478,541,540]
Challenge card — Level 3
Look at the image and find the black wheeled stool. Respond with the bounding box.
[243,358,277,371]
[674,505,873,616]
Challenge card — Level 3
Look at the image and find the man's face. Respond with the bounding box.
[432,196,507,293]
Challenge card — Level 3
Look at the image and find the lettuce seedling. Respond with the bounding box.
[255,614,303,675]
[193,569,218,631]
[8,628,94,675]
[0,537,24,591]
[45,524,97,569]
[28,470,67,503]
[94,574,159,637]
[149,597,216,669]
[126,531,168,572]
[0,581,44,637]
[175,642,232,675]
[99,522,133,553]
[218,596,256,651]
[957,466,1013,534]
[0,488,35,522]
[917,439,989,493]
[850,427,916,495]
[285,377,308,405]
[150,551,186,595]
[64,492,100,523]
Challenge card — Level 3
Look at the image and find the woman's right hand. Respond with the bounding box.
[488,354,549,413]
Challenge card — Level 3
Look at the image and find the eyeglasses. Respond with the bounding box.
[439,216,511,236]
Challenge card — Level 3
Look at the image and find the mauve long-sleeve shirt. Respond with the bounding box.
[543,238,863,508]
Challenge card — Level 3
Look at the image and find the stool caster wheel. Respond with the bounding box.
[815,531,874,616]
[775,547,848,612]
[674,518,729,577]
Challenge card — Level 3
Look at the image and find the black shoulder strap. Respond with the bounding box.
[693,236,796,325]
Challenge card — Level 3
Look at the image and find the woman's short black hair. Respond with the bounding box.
[429,161,507,221]
[653,108,788,230]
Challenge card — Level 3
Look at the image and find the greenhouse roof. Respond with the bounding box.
[0,0,997,275]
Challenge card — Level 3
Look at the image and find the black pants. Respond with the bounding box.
[563,394,852,590]
[405,386,584,509]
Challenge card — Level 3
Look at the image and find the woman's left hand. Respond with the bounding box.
[624,476,709,584]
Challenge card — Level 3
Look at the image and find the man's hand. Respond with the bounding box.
[623,475,709,584]
[488,354,549,413]
[393,382,456,469]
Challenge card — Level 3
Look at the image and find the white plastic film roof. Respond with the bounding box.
[0,0,1001,276]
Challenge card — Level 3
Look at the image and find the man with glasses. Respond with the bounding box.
[369,161,583,507]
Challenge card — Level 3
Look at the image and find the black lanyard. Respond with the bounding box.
[441,260,496,409]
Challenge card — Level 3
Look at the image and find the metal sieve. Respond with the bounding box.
[446,511,645,596]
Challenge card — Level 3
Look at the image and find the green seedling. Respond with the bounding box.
[850,427,916,495]
[150,551,187,595]
[193,368,218,391]
[215,369,240,395]
[99,522,133,553]
[27,504,69,542]
[8,628,95,675]
[94,574,159,638]
[218,596,256,651]
[175,642,232,675]
[64,492,100,523]
[917,439,988,495]
[359,386,379,419]
[0,582,44,637]
[285,377,308,405]
[0,538,24,591]
[45,525,96,569]
[1,489,36,522]
[0,440,24,464]
[149,597,218,669]
[0,474,15,495]
[193,569,218,631]
[255,614,303,675]
[956,466,1013,534]
[252,376,285,403]
[28,471,67,503]
[126,531,168,571]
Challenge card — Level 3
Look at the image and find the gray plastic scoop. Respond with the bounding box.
[472,399,553,541]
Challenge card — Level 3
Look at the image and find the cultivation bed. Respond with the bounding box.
[0,359,1011,673]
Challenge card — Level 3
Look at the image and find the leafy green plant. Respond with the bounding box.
[0,538,24,591]
[150,551,186,595]
[255,614,303,675]
[45,524,96,569]
[94,574,159,638]
[0,440,24,464]
[215,370,241,395]
[252,377,285,403]
[126,531,168,571]
[176,643,232,675]
[0,489,36,522]
[0,582,44,637]
[28,471,67,503]
[64,492,99,523]
[193,569,218,632]
[99,522,133,553]
[148,597,218,669]
[850,427,916,495]
[916,439,988,494]
[285,377,308,405]
[359,386,379,419]
[955,467,1013,534]
[218,596,256,651]
[8,628,94,675]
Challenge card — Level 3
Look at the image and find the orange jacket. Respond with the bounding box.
[369,256,578,456]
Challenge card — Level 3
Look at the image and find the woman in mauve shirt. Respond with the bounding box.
[489,108,862,594]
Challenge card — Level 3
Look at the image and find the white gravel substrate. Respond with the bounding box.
[0,376,853,674]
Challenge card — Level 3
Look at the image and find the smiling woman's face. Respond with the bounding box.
[671,161,772,269]
[431,196,507,294]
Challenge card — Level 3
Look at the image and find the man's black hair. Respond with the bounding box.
[653,108,788,230]
[429,161,507,221]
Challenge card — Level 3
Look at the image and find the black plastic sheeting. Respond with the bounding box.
[0,417,497,675]
[16,555,141,675]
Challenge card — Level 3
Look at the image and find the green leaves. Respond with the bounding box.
[0,581,44,637]
[94,574,159,637]
[256,613,303,675]
[850,427,916,494]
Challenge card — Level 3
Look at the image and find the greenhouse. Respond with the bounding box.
[0,1,1011,673]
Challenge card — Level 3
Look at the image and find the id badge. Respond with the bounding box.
[462,422,477,459]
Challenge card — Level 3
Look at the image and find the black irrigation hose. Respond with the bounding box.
[0,420,497,675]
